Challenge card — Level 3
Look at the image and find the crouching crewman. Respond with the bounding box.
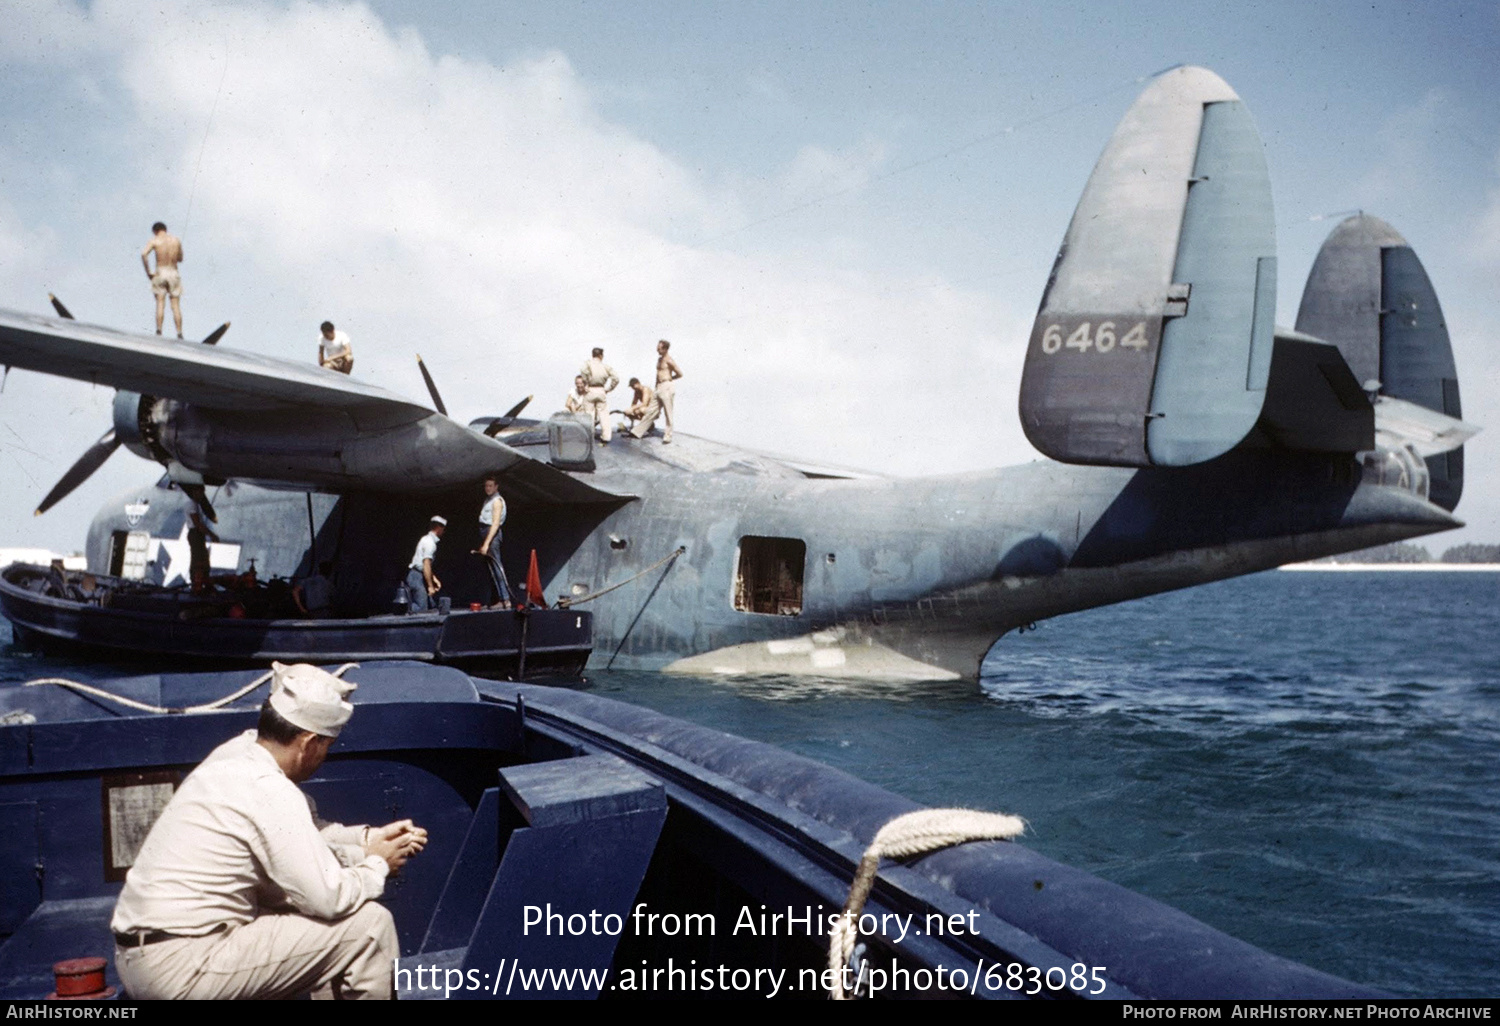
[111,662,427,999]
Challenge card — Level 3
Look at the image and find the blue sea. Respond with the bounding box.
[4,570,1497,997]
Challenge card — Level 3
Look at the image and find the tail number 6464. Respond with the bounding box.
[1039,320,1150,354]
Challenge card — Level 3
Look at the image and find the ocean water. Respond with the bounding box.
[584,570,1500,998]
[3,570,1496,997]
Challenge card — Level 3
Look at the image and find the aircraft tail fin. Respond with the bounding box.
[1294,214,1467,510]
[1019,66,1276,468]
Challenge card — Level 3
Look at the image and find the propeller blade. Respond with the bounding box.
[35,429,119,515]
[200,321,231,346]
[48,294,74,320]
[180,483,218,523]
[416,354,448,416]
[484,394,534,437]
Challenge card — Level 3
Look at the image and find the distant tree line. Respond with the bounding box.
[1318,542,1500,564]
[1438,543,1500,563]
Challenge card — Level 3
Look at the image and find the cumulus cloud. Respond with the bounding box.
[0,0,1031,550]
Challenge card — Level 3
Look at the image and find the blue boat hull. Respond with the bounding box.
[0,664,1383,1000]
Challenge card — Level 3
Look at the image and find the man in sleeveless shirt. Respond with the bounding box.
[473,475,514,609]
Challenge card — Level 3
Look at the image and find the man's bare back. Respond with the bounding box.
[142,232,182,273]
[141,222,184,337]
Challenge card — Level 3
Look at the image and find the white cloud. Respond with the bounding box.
[779,136,890,199]
[0,0,1031,550]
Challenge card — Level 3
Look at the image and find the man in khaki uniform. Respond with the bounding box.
[654,339,683,444]
[141,222,184,338]
[579,347,619,442]
[111,663,427,999]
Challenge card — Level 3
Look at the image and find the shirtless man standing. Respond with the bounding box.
[654,340,683,444]
[141,222,184,338]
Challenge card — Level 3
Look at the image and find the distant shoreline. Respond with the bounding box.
[1280,562,1500,572]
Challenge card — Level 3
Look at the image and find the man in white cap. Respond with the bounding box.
[406,516,446,613]
[111,663,427,1000]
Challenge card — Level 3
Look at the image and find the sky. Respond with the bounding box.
[0,0,1496,553]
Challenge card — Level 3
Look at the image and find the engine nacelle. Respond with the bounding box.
[112,391,157,460]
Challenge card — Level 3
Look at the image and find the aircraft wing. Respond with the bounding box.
[0,308,629,505]
[0,308,429,414]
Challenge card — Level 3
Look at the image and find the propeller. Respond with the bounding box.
[34,294,229,520]
[179,482,218,523]
[35,428,121,516]
[415,354,447,416]
[484,395,533,437]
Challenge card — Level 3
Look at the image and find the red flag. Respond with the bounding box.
[525,549,545,608]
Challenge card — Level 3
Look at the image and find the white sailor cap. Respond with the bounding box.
[268,662,357,737]
[430,516,447,526]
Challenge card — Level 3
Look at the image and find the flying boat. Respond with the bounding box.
[0,66,1475,680]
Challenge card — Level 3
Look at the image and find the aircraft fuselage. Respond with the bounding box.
[86,431,1455,680]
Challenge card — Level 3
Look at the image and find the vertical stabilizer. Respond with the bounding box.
[1296,215,1463,510]
[1020,66,1276,467]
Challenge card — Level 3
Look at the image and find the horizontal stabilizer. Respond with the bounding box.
[1020,66,1276,468]
[1374,396,1478,458]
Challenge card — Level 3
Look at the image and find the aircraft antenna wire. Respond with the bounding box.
[182,35,231,242]
[517,69,1155,314]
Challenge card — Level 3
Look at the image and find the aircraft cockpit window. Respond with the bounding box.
[733,536,805,616]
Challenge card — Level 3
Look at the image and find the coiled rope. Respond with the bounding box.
[828,807,1026,1000]
[20,663,359,716]
[557,546,685,608]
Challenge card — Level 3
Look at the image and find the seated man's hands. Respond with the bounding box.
[366,819,428,873]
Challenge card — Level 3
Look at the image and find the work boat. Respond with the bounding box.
[0,562,591,680]
[0,662,1381,1000]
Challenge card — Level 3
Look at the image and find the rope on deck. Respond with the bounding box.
[21,662,360,716]
[556,546,686,608]
[828,807,1026,999]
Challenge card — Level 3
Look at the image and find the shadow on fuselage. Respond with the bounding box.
[1069,449,1362,569]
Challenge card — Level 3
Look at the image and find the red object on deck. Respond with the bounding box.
[525,550,545,608]
[49,957,114,999]
[469,602,482,612]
